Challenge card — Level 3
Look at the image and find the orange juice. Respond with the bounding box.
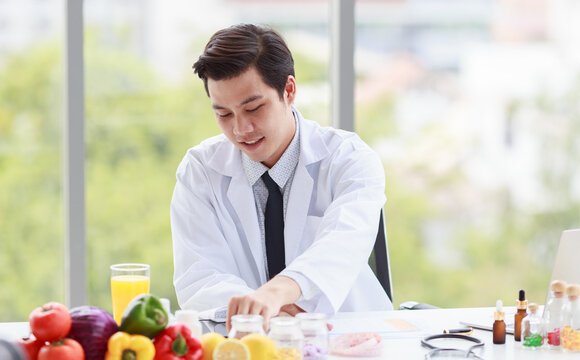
[111,274,150,324]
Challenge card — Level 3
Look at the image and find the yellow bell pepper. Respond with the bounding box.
[105,331,156,360]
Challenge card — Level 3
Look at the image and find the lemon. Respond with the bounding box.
[241,334,279,360]
[201,332,226,360]
[213,338,251,360]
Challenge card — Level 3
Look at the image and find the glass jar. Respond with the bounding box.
[175,309,202,339]
[268,316,304,360]
[521,303,544,349]
[296,313,329,360]
[543,280,567,348]
[562,284,580,352]
[228,314,265,339]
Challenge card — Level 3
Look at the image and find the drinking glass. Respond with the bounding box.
[110,263,150,324]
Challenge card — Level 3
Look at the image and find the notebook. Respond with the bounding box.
[460,228,580,333]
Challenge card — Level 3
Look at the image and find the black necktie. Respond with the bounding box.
[262,172,285,279]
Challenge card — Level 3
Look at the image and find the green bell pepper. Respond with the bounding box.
[119,294,168,338]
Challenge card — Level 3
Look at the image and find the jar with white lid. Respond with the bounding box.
[175,309,202,339]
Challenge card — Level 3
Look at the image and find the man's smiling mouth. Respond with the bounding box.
[241,137,264,145]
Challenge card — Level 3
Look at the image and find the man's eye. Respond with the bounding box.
[217,113,232,119]
[247,105,263,113]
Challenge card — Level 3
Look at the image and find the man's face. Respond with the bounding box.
[207,66,296,168]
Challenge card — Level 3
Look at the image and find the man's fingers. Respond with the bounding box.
[227,296,242,332]
[236,300,252,316]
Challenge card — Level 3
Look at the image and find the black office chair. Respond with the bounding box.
[369,209,393,302]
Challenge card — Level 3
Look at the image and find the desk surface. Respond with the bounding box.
[329,307,576,359]
[1,307,577,359]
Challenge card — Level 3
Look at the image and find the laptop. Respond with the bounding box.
[461,229,580,334]
[545,229,580,296]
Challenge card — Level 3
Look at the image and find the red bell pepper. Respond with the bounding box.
[153,324,202,360]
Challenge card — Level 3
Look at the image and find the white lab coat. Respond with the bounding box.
[171,109,393,315]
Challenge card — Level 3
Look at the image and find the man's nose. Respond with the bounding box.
[233,115,254,136]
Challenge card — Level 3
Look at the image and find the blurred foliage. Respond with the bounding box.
[356,77,580,309]
[1,30,580,322]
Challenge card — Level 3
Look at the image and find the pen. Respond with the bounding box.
[443,327,473,335]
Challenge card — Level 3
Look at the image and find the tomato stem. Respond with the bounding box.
[52,339,65,346]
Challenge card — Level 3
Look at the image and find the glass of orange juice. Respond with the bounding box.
[110,263,150,324]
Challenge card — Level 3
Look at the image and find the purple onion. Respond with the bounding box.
[68,306,118,360]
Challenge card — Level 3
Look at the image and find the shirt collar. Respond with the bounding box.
[242,108,300,188]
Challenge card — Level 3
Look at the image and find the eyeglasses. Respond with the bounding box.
[421,334,485,359]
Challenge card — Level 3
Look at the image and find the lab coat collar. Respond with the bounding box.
[206,135,244,178]
[294,106,330,166]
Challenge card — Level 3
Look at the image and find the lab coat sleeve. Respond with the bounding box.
[171,152,254,311]
[281,135,386,314]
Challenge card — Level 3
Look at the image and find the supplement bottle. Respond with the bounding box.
[544,280,567,348]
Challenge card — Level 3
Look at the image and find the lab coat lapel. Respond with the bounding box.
[226,174,266,283]
[208,140,267,283]
[284,113,330,261]
[285,164,313,261]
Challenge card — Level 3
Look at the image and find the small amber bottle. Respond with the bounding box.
[493,299,506,344]
[514,289,528,341]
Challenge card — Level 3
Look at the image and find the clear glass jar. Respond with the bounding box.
[543,280,567,348]
[562,284,580,352]
[296,313,329,360]
[175,309,202,339]
[228,314,265,339]
[521,303,544,349]
[268,316,304,360]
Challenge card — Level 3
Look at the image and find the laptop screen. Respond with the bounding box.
[545,229,580,304]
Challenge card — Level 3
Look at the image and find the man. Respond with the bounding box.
[171,23,392,330]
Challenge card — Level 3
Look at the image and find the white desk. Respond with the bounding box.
[1,307,578,359]
[328,307,577,359]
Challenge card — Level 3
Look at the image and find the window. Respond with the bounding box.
[0,0,64,321]
[355,0,580,307]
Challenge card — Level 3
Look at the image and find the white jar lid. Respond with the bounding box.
[175,309,199,323]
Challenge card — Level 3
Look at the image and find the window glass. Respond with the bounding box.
[0,0,64,320]
[355,0,580,307]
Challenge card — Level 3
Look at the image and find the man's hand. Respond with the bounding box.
[278,303,305,317]
[227,275,301,332]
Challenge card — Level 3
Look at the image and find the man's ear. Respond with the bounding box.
[284,75,297,105]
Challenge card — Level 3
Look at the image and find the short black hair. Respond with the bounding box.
[193,24,295,99]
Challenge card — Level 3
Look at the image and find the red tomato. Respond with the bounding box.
[38,338,84,360]
[16,336,45,360]
[29,302,72,342]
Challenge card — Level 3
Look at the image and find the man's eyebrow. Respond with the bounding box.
[212,95,263,111]
[239,95,263,106]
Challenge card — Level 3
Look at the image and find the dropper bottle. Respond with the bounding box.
[514,289,528,342]
[493,299,506,344]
